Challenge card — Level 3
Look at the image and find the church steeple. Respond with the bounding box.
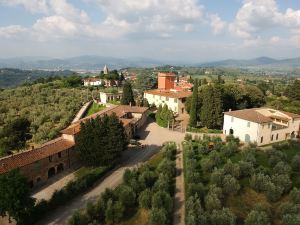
[103,64,109,75]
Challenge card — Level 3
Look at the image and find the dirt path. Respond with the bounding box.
[173,144,185,225]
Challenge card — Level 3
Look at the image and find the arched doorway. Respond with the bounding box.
[245,134,250,143]
[48,167,56,179]
[57,163,64,174]
[229,128,234,135]
[291,131,295,139]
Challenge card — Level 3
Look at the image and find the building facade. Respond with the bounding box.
[0,105,148,188]
[144,72,192,115]
[223,108,300,146]
[99,91,122,104]
[83,77,102,86]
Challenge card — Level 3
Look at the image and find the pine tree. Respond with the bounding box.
[189,79,198,127]
[121,82,135,105]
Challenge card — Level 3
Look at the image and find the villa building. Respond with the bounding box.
[99,91,122,104]
[223,108,300,146]
[0,105,148,188]
[144,72,192,114]
[83,77,102,86]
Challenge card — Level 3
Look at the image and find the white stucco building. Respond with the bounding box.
[223,108,300,146]
[144,89,191,114]
[99,91,122,103]
[83,77,102,86]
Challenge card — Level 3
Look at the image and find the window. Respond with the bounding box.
[58,152,62,158]
[231,117,234,122]
[36,177,41,183]
[268,123,271,129]
[166,97,169,101]
[247,122,251,127]
[49,155,53,162]
[262,125,264,129]
[174,98,177,103]
[261,136,264,143]
[271,135,274,141]
[276,134,279,140]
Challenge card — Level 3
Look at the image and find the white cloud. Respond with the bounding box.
[184,24,194,32]
[270,36,280,44]
[0,0,48,13]
[90,0,203,36]
[210,14,226,35]
[49,0,89,23]
[290,35,300,48]
[0,25,27,38]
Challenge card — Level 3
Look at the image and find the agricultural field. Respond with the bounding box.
[183,135,300,225]
[0,80,87,145]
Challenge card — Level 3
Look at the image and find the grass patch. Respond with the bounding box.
[226,188,271,222]
[187,127,222,134]
[148,150,164,168]
[85,102,106,116]
[115,208,150,225]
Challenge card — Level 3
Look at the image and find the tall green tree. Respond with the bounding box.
[285,80,300,101]
[121,82,135,105]
[75,114,126,167]
[200,85,223,129]
[189,79,199,127]
[0,170,35,224]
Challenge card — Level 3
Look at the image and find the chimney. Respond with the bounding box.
[229,109,232,112]
[130,102,132,107]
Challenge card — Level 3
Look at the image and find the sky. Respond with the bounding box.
[0,0,300,62]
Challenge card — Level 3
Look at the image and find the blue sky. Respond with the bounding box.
[0,0,300,62]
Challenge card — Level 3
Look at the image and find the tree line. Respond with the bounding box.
[187,80,265,129]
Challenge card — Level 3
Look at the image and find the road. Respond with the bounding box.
[37,120,185,225]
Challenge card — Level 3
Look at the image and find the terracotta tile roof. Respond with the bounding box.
[224,108,273,123]
[225,108,300,124]
[0,138,75,175]
[83,77,101,82]
[279,110,300,119]
[61,105,149,135]
[144,89,192,98]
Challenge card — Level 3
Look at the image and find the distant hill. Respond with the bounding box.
[0,56,163,70]
[0,68,75,88]
[199,57,300,68]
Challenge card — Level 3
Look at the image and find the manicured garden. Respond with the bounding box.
[85,102,106,117]
[183,135,300,225]
[67,142,177,225]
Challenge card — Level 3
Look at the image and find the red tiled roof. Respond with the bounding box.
[279,110,300,119]
[224,108,273,123]
[144,89,192,98]
[61,105,148,135]
[0,138,75,175]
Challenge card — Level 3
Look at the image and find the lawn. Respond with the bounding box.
[85,102,106,116]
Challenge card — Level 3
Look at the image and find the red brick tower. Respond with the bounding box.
[158,72,175,90]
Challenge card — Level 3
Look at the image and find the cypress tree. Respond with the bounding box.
[121,82,135,105]
[200,85,223,129]
[189,79,198,127]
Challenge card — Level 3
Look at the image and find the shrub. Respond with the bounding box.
[291,155,300,171]
[210,208,236,225]
[150,208,168,225]
[138,189,152,209]
[223,160,240,178]
[289,188,300,204]
[245,209,271,225]
[151,191,173,215]
[116,185,136,208]
[250,173,271,192]
[265,182,283,202]
[273,161,292,175]
[238,161,254,177]
[271,174,292,193]
[222,175,240,195]
[67,211,89,225]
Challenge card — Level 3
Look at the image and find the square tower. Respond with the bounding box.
[158,72,176,90]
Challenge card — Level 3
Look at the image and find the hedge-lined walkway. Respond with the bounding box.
[173,146,185,225]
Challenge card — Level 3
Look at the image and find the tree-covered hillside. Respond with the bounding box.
[0,80,87,149]
[0,68,76,88]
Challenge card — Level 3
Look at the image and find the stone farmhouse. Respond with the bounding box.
[83,77,103,86]
[99,91,122,104]
[223,108,300,146]
[144,72,192,115]
[0,105,148,188]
